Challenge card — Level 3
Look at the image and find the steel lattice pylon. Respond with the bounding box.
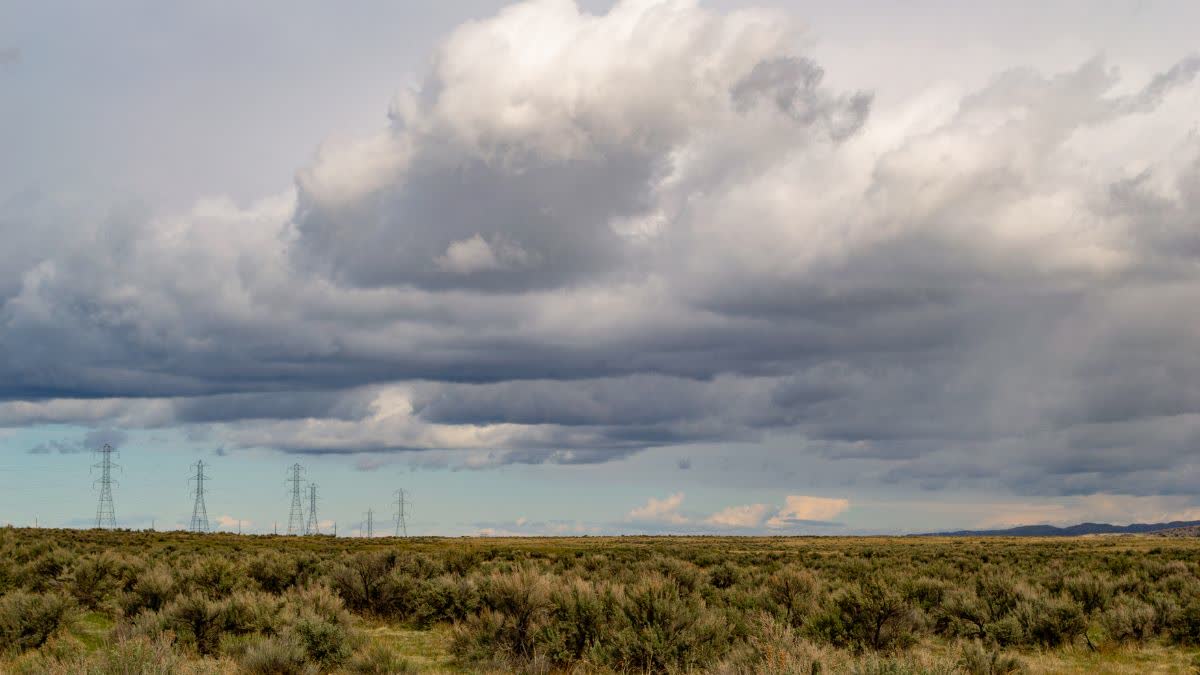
[189,460,210,533]
[394,488,409,537]
[92,444,119,529]
[285,463,306,535]
[305,483,320,535]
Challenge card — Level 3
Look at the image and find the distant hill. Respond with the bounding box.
[1154,525,1200,538]
[921,520,1200,537]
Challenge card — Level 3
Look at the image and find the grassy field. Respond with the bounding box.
[1,528,1199,673]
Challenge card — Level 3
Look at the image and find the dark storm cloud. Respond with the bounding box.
[2,0,1200,496]
[27,427,127,454]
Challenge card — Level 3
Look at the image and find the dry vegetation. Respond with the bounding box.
[1,528,1199,673]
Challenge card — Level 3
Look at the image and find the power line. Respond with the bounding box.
[285,463,306,535]
[92,444,119,529]
[189,460,210,533]
[305,483,320,535]
[394,488,409,537]
[362,508,374,538]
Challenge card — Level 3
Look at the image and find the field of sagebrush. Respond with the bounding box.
[1,529,1199,673]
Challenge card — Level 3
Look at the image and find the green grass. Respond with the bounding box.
[70,611,114,651]
[362,623,461,673]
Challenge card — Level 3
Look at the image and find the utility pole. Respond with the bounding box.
[362,509,374,538]
[92,444,119,529]
[285,463,306,535]
[189,460,210,533]
[394,488,409,537]
[305,483,320,535]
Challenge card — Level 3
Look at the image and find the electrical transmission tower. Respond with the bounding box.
[394,489,409,537]
[92,444,119,529]
[362,508,375,538]
[305,483,320,535]
[286,463,306,535]
[189,460,210,533]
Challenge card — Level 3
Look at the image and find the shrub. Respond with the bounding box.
[179,557,242,599]
[219,590,281,637]
[329,552,398,616]
[541,578,616,665]
[605,574,730,672]
[1064,573,1112,614]
[957,640,1024,675]
[710,563,740,590]
[164,592,225,656]
[121,564,177,616]
[767,567,819,628]
[718,612,831,675]
[1166,594,1200,645]
[286,611,355,667]
[69,556,118,610]
[1014,597,1085,647]
[0,591,76,653]
[412,575,480,626]
[239,636,317,675]
[85,634,184,675]
[461,567,552,660]
[283,584,347,625]
[247,552,302,595]
[809,576,918,651]
[1101,595,1157,643]
[346,643,417,674]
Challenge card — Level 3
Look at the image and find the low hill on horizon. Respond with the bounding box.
[921,520,1200,537]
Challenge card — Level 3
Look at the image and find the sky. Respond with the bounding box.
[2,0,1200,536]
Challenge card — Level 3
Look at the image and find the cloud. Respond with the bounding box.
[215,515,251,530]
[436,234,531,275]
[627,492,688,525]
[0,0,1199,499]
[972,495,1200,530]
[625,493,849,531]
[767,495,850,527]
[706,503,772,528]
[26,427,127,454]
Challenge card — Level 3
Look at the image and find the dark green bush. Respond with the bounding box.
[605,574,730,672]
[1064,572,1112,614]
[767,567,819,628]
[1014,596,1085,647]
[809,576,917,651]
[0,591,76,653]
[164,592,225,656]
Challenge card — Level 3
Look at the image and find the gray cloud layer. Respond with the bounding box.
[2,0,1199,497]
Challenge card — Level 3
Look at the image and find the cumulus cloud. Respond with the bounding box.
[706,503,772,528]
[627,492,688,524]
[767,495,849,527]
[627,493,849,531]
[1,0,1200,500]
[215,515,251,530]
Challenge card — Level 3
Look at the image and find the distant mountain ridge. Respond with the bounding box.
[921,520,1200,537]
